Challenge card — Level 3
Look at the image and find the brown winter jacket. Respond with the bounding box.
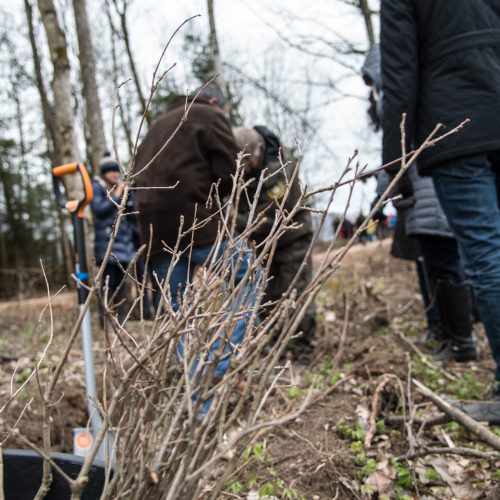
[134,96,239,254]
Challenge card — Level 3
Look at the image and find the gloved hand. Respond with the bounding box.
[370,194,386,222]
[390,170,415,210]
[392,195,416,210]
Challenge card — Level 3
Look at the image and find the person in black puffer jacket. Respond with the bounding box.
[91,152,135,319]
[381,0,500,399]
[363,43,476,362]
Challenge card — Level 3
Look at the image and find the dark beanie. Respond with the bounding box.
[100,151,120,175]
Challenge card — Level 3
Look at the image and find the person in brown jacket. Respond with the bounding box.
[134,85,261,418]
[135,85,238,259]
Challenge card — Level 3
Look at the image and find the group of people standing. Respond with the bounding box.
[90,85,316,412]
[90,0,500,417]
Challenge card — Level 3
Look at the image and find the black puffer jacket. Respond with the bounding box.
[381,0,500,174]
[405,168,452,238]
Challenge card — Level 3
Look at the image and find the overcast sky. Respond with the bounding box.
[122,0,382,215]
[2,0,382,216]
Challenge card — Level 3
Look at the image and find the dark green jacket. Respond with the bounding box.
[237,159,312,249]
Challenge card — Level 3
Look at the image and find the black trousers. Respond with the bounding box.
[417,235,466,284]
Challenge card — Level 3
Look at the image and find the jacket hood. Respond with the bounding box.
[362,43,382,91]
[254,125,282,165]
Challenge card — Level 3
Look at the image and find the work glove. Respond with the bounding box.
[390,170,415,210]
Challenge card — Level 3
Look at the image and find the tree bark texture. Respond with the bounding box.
[73,0,107,174]
[207,0,228,97]
[37,0,82,200]
[24,0,62,164]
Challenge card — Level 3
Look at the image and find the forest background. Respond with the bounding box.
[0,0,380,298]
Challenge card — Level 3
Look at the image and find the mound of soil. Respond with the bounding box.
[1,239,499,499]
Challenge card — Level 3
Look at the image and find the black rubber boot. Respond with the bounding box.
[432,280,477,363]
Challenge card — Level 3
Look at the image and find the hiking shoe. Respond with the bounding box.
[433,340,477,363]
[287,340,315,364]
[415,322,442,346]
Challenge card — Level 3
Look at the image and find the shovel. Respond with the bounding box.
[52,162,112,462]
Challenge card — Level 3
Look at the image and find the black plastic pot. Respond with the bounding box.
[2,449,108,499]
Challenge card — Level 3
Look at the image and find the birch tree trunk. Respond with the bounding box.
[207,0,228,97]
[25,0,62,162]
[37,0,82,200]
[72,0,107,174]
[24,0,74,281]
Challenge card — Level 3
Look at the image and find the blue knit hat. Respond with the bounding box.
[99,151,120,175]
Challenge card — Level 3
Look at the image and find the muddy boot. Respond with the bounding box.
[415,321,442,346]
[433,280,477,363]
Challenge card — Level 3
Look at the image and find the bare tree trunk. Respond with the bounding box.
[26,0,75,282]
[0,226,7,271]
[206,0,228,97]
[0,164,21,269]
[37,0,82,200]
[111,0,150,126]
[105,0,134,157]
[358,0,376,47]
[72,0,107,174]
[24,0,62,162]
[13,91,38,267]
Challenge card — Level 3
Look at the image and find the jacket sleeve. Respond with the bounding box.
[205,111,239,198]
[381,0,419,173]
[91,181,119,217]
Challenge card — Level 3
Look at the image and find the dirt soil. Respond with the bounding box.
[0,291,95,453]
[1,239,499,499]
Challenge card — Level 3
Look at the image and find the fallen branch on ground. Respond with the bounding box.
[365,374,393,449]
[413,379,500,452]
[398,446,498,461]
[386,413,450,427]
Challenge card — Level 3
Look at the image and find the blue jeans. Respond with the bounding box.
[432,153,500,380]
[151,240,260,416]
[97,261,127,324]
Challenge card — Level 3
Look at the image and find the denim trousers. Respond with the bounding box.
[150,240,260,416]
[432,153,500,380]
[98,261,127,324]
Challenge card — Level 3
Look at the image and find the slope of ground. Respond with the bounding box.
[0,239,499,499]
[223,240,500,499]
